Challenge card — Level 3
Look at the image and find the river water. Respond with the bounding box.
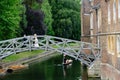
[0,55,100,80]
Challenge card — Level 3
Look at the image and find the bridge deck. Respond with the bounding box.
[0,35,101,68]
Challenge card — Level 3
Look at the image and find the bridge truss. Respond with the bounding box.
[0,35,101,67]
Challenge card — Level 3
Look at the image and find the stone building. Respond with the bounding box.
[81,0,120,80]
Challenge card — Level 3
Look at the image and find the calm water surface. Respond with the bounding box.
[1,55,100,80]
[1,55,82,80]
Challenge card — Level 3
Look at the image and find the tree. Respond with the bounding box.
[23,0,46,35]
[48,0,81,40]
[20,4,27,36]
[41,0,54,35]
[0,0,23,40]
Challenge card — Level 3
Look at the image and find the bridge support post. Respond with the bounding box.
[81,64,88,80]
[12,40,16,54]
[45,36,49,51]
[28,36,32,51]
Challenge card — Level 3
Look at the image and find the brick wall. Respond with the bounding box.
[81,0,120,79]
[81,0,91,42]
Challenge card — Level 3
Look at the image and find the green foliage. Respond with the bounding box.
[0,0,23,40]
[0,0,81,41]
[23,0,46,35]
[49,0,81,40]
[20,4,27,35]
[24,0,42,10]
[32,1,41,10]
[41,0,54,35]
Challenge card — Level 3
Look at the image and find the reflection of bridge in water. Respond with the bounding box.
[0,35,101,68]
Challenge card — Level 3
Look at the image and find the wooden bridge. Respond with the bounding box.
[0,35,101,68]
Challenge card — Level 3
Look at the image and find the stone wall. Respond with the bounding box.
[100,0,120,80]
[88,59,101,78]
[81,0,120,79]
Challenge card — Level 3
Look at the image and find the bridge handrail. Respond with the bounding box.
[0,35,101,67]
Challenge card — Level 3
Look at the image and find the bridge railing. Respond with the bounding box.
[0,35,101,67]
[0,36,31,58]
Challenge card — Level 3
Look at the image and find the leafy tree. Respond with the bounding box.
[23,0,46,35]
[49,0,81,40]
[20,4,27,36]
[0,0,23,40]
[41,0,54,35]
[25,8,45,35]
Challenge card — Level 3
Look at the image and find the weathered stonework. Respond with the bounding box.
[81,0,120,79]
[88,59,101,78]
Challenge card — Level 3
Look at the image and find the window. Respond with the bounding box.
[107,36,110,51]
[118,0,120,19]
[117,35,120,56]
[90,13,93,39]
[107,36,115,55]
[90,0,93,29]
[98,9,101,28]
[90,13,93,30]
[108,3,111,24]
[113,0,116,23]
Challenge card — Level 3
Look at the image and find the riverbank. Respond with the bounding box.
[0,50,60,75]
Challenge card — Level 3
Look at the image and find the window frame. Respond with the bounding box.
[118,0,120,19]
[108,3,111,24]
[117,35,120,57]
[113,0,116,23]
[107,36,115,55]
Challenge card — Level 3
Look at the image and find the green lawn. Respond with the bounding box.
[2,50,45,63]
[52,42,80,48]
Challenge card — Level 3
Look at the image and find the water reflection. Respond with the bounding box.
[1,55,81,80]
[0,55,101,80]
[63,62,72,78]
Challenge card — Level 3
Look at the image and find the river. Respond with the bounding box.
[0,54,100,80]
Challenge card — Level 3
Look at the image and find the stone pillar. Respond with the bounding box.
[88,59,101,78]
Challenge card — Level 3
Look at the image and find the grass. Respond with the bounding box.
[2,50,45,63]
[52,42,80,48]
